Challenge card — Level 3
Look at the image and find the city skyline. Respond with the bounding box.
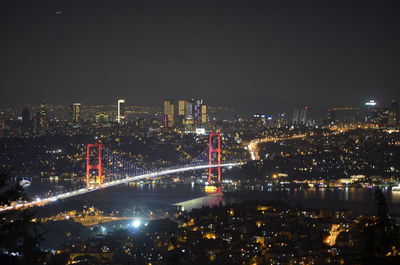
[1,0,400,113]
[2,97,398,120]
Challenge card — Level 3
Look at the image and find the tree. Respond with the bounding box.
[0,171,44,265]
[374,188,398,254]
[360,188,400,264]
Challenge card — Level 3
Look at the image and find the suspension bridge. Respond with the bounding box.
[0,132,243,212]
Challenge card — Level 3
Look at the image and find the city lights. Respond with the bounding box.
[132,220,141,228]
[1,1,399,263]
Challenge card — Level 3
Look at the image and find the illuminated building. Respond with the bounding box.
[36,101,48,133]
[374,108,391,125]
[117,99,125,123]
[365,99,377,107]
[178,100,188,125]
[178,100,187,116]
[192,99,205,124]
[201,104,207,124]
[326,107,360,125]
[71,103,81,123]
[292,107,309,125]
[253,114,272,127]
[177,99,207,126]
[185,100,194,125]
[163,100,175,128]
[163,99,207,128]
[275,113,288,128]
[95,113,110,123]
[388,100,399,126]
[363,99,378,123]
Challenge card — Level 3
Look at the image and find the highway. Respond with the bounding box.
[246,134,307,160]
[0,162,241,213]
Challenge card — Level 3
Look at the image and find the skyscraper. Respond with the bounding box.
[388,100,399,126]
[192,99,203,124]
[177,100,188,125]
[164,99,207,128]
[326,107,360,125]
[201,104,207,124]
[186,100,194,124]
[21,107,31,129]
[363,99,377,123]
[117,99,125,123]
[179,99,207,126]
[71,103,81,123]
[36,101,48,133]
[292,107,309,125]
[163,100,175,128]
[178,100,187,116]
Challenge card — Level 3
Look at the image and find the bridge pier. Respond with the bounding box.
[86,141,103,187]
[208,132,221,184]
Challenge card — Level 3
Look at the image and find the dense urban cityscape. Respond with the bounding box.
[2,1,400,265]
[1,98,400,264]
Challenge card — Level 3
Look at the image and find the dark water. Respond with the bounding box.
[22,178,400,215]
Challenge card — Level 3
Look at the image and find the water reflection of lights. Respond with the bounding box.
[391,190,400,203]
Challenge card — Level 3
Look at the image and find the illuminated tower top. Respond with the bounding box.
[117,99,125,123]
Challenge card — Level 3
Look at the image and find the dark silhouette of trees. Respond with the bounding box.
[0,171,44,265]
[360,188,400,264]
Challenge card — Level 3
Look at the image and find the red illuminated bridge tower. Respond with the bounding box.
[86,141,103,187]
[208,132,221,184]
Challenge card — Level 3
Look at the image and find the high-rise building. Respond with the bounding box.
[192,99,203,124]
[178,100,187,116]
[36,101,48,132]
[164,99,207,128]
[292,109,300,125]
[374,108,391,125]
[292,107,309,125]
[180,99,207,125]
[275,113,288,128]
[363,99,377,123]
[326,107,360,125]
[117,99,125,123]
[201,104,207,124]
[21,107,31,129]
[326,109,336,124]
[177,100,188,125]
[388,100,399,126]
[71,103,81,123]
[163,100,175,128]
[186,101,194,124]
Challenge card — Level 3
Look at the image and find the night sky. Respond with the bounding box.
[1,0,400,114]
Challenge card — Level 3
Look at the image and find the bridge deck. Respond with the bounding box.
[0,162,241,213]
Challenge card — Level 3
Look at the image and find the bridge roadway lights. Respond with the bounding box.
[0,162,243,213]
[208,132,222,185]
[86,141,104,187]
